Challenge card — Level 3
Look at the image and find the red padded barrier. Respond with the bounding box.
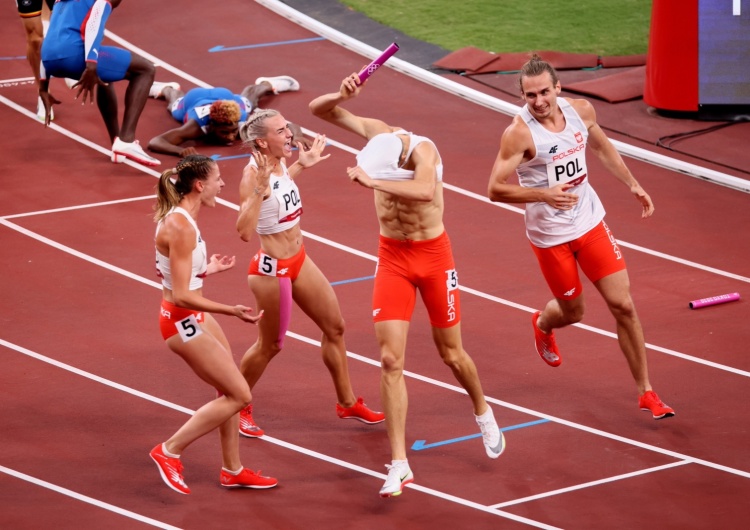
[644,0,699,111]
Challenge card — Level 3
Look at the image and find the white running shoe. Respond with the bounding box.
[149,81,181,99]
[379,461,413,498]
[65,78,78,89]
[37,96,53,122]
[254,75,300,94]
[476,408,505,459]
[111,137,161,166]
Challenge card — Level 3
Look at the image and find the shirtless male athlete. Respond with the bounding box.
[310,73,505,498]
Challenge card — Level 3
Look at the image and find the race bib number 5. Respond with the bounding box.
[258,252,278,276]
[176,314,204,342]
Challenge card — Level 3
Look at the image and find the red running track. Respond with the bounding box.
[1,1,749,529]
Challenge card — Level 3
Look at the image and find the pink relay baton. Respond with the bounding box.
[356,42,400,84]
[688,292,740,309]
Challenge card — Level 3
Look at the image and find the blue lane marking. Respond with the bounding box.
[209,37,325,53]
[411,418,550,451]
[330,275,375,286]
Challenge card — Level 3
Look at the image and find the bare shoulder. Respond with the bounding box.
[502,114,533,151]
[161,210,194,237]
[566,97,597,125]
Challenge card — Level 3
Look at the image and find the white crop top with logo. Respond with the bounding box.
[356,129,443,182]
[155,207,208,290]
[516,98,605,248]
[248,157,303,235]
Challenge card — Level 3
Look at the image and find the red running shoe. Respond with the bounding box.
[149,444,190,495]
[239,404,265,438]
[220,468,278,489]
[532,311,562,367]
[336,397,385,424]
[639,390,675,419]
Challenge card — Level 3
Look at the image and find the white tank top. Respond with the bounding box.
[356,129,443,182]
[516,98,605,247]
[155,207,207,290]
[248,158,303,235]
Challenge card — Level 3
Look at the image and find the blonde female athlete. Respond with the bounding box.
[234,109,384,439]
[150,154,277,494]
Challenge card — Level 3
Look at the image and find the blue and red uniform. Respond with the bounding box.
[170,88,253,133]
[40,0,131,82]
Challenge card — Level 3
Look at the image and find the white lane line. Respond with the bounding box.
[0,218,162,289]
[2,195,155,219]
[0,464,182,530]
[490,460,692,509]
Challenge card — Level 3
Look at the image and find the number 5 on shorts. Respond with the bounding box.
[259,253,278,276]
[176,314,204,342]
[446,269,458,291]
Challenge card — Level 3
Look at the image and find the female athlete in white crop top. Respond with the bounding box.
[150,155,275,494]
[233,110,384,438]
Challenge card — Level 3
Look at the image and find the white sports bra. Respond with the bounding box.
[247,157,303,235]
[155,206,207,290]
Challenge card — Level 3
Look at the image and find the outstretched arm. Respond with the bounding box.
[575,99,654,218]
[148,120,204,157]
[309,73,390,139]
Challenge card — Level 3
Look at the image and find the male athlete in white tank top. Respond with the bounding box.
[488,55,674,421]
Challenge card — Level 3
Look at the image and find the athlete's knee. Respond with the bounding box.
[438,344,466,370]
[26,31,43,51]
[562,307,585,325]
[322,316,345,343]
[380,347,404,375]
[234,386,252,409]
[240,340,281,368]
[558,299,585,325]
[607,295,637,321]
[128,54,155,78]
[256,338,283,360]
[223,381,252,409]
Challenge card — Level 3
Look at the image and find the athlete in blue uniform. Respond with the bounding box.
[147,76,304,158]
[38,0,160,166]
